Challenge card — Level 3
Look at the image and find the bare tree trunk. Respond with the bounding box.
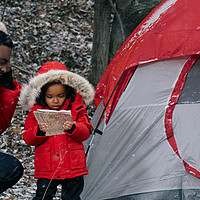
[90,0,164,87]
[89,0,112,87]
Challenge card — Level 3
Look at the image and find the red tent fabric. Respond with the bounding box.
[95,0,200,122]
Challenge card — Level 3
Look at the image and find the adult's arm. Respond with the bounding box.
[0,79,21,134]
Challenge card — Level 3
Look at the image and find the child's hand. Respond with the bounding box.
[39,123,48,132]
[63,121,74,131]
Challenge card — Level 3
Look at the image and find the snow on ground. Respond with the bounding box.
[0,0,94,199]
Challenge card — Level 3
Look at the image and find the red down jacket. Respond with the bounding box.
[0,80,21,134]
[21,61,94,180]
[23,95,93,179]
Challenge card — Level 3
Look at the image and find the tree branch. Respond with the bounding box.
[108,0,125,43]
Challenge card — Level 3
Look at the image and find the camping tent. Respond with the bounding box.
[82,0,200,199]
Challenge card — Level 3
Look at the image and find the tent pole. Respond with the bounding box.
[86,70,126,158]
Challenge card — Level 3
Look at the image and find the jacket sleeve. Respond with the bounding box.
[23,111,47,146]
[0,80,21,134]
[65,105,94,142]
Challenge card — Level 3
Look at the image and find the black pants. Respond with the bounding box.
[0,152,24,193]
[33,176,84,200]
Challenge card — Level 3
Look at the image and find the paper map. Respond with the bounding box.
[34,109,73,136]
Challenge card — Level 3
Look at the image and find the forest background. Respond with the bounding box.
[0,0,163,199]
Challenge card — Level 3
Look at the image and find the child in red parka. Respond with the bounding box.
[20,62,94,200]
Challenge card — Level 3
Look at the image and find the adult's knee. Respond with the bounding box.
[0,152,24,193]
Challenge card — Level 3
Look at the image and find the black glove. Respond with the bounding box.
[36,125,46,136]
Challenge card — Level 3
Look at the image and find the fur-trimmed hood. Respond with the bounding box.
[19,62,94,110]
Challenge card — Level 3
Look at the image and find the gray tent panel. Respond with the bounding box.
[178,58,200,104]
[82,57,200,200]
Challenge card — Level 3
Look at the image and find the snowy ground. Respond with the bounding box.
[0,0,94,199]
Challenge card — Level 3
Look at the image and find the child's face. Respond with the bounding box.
[45,83,67,110]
